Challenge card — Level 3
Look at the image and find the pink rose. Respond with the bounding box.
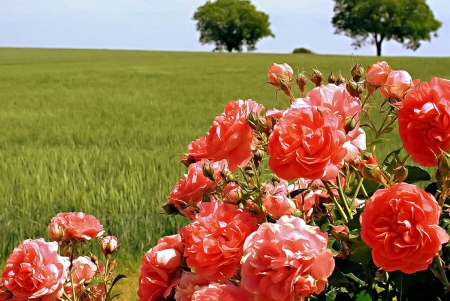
[65,256,97,298]
[174,272,210,301]
[138,234,184,301]
[262,180,296,218]
[360,183,449,273]
[292,83,366,161]
[398,77,450,166]
[48,212,104,242]
[192,283,253,301]
[2,239,70,301]
[241,216,334,301]
[205,100,264,171]
[179,199,258,282]
[81,283,106,301]
[380,70,414,100]
[222,182,241,204]
[268,63,293,87]
[366,61,392,87]
[267,106,347,180]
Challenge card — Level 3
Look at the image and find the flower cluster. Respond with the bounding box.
[138,60,450,300]
[0,212,122,301]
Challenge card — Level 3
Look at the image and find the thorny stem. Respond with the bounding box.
[360,93,371,110]
[351,176,365,209]
[362,262,376,299]
[433,256,450,291]
[323,181,348,223]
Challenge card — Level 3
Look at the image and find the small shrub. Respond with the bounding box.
[293,47,314,54]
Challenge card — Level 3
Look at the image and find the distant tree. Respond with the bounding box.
[331,0,441,56]
[193,0,274,52]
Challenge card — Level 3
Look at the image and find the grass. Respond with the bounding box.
[1,47,450,299]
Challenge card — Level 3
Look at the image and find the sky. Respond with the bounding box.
[1,0,449,57]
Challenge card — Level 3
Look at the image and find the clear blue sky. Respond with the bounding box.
[1,0,449,57]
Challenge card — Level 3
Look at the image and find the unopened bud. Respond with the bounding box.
[359,157,389,186]
[351,62,365,82]
[109,260,117,270]
[343,115,357,133]
[271,175,281,186]
[296,71,308,95]
[100,236,119,258]
[346,79,364,98]
[202,164,215,181]
[335,72,345,86]
[393,165,408,183]
[48,224,65,242]
[327,71,336,84]
[436,152,450,182]
[309,68,323,87]
[331,225,349,241]
[181,154,196,167]
[91,254,99,265]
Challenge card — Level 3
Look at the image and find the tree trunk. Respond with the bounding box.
[226,44,233,52]
[376,41,382,56]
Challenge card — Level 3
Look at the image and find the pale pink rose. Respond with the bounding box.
[292,83,366,161]
[262,179,296,218]
[2,239,70,301]
[138,234,183,301]
[100,236,119,257]
[192,283,253,301]
[380,70,414,100]
[64,256,97,298]
[48,212,72,241]
[241,216,334,301]
[174,272,210,301]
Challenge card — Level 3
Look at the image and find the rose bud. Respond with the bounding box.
[296,71,308,96]
[336,72,345,86]
[309,68,323,87]
[350,62,365,82]
[100,236,119,258]
[393,165,408,183]
[327,71,337,84]
[366,61,392,87]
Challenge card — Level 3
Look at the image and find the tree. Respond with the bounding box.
[331,0,441,56]
[193,0,274,52]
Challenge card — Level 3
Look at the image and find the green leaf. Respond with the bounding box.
[85,276,104,290]
[355,289,372,301]
[107,274,127,295]
[367,138,388,148]
[328,267,350,287]
[381,148,402,173]
[349,241,372,264]
[404,166,431,183]
[326,290,338,301]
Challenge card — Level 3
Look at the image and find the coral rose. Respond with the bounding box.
[292,83,366,161]
[366,61,392,87]
[64,256,97,298]
[2,239,70,301]
[174,272,210,301]
[398,77,450,166]
[48,212,72,241]
[268,63,293,87]
[380,70,414,100]
[262,179,296,218]
[267,106,347,180]
[205,99,264,171]
[192,283,253,301]
[241,216,334,301]
[360,183,449,274]
[138,234,183,301]
[187,135,208,162]
[49,212,104,242]
[168,160,223,217]
[179,198,258,281]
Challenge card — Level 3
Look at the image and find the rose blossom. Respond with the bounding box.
[366,61,392,87]
[168,160,223,217]
[192,283,253,301]
[179,199,258,281]
[81,283,106,301]
[268,63,293,87]
[292,83,366,161]
[380,70,414,100]
[205,99,264,171]
[241,216,334,301]
[187,135,208,162]
[262,179,296,218]
[267,106,347,180]
[100,236,119,257]
[398,77,450,166]
[360,183,449,274]
[48,212,104,242]
[64,256,97,297]
[138,234,184,301]
[174,272,210,301]
[2,239,70,301]
[222,182,241,204]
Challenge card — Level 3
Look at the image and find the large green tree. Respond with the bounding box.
[331,0,441,56]
[193,0,274,52]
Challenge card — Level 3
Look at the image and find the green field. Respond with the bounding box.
[1,48,450,299]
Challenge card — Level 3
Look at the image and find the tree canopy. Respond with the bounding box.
[193,0,274,52]
[331,0,441,56]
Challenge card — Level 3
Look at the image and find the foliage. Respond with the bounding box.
[331,0,441,56]
[292,47,314,54]
[193,0,274,52]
